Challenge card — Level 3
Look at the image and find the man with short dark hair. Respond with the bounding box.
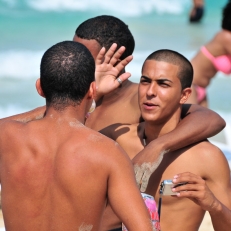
[1,14,226,199]
[0,41,155,231]
[101,49,231,231]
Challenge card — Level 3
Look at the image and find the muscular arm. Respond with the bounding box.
[162,103,225,151]
[133,104,226,191]
[173,144,231,231]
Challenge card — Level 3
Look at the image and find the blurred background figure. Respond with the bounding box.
[189,0,205,23]
[188,1,231,107]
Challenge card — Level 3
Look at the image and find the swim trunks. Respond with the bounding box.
[195,85,206,103]
[201,46,231,74]
[122,193,161,231]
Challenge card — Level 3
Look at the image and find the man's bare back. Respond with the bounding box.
[0,41,155,231]
[0,117,115,230]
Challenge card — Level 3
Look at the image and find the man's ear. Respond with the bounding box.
[87,81,96,99]
[36,78,45,98]
[180,87,192,104]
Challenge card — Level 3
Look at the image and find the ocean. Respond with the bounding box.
[0,0,231,162]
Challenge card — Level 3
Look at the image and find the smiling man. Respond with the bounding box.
[100,49,231,231]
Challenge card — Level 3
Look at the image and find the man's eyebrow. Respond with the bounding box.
[157,78,173,83]
[141,76,173,83]
[140,75,151,80]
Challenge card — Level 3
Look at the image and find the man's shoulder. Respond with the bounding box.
[180,140,222,157]
[190,140,222,154]
[0,120,25,136]
[180,140,228,170]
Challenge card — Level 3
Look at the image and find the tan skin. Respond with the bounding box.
[71,37,227,191]
[0,78,154,231]
[73,35,139,131]
[101,60,231,231]
[1,38,226,192]
[188,29,231,106]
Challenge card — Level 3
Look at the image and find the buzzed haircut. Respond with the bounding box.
[222,1,231,31]
[40,41,95,110]
[75,15,135,60]
[144,49,193,89]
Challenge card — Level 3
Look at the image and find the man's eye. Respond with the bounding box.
[159,82,169,87]
[140,79,149,83]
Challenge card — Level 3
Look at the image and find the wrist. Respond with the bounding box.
[150,136,170,153]
[208,199,222,214]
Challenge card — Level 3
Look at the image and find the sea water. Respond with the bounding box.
[0,0,231,162]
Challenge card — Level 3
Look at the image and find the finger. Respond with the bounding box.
[112,73,131,89]
[114,55,133,72]
[173,172,202,184]
[135,169,144,187]
[140,169,152,192]
[175,189,204,199]
[172,183,201,193]
[103,43,118,64]
[134,165,144,188]
[109,46,126,66]
[95,47,106,65]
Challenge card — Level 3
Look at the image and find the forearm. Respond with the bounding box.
[209,200,231,231]
[157,104,226,152]
[0,106,46,123]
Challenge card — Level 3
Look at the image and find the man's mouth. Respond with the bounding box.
[143,102,158,110]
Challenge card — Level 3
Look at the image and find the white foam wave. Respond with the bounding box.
[26,0,190,16]
[0,50,43,79]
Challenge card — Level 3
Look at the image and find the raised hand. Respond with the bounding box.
[94,43,133,100]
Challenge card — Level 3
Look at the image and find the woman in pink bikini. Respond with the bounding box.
[188,1,231,107]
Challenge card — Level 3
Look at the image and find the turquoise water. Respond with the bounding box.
[0,0,231,157]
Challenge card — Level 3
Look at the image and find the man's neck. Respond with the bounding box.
[143,114,181,146]
[44,106,86,125]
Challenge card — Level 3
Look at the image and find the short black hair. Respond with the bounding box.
[144,49,193,89]
[40,41,95,110]
[222,1,231,31]
[75,15,135,60]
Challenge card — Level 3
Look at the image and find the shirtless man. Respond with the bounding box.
[101,49,231,231]
[0,41,155,231]
[3,15,226,190]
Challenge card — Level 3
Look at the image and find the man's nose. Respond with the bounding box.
[147,82,157,96]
